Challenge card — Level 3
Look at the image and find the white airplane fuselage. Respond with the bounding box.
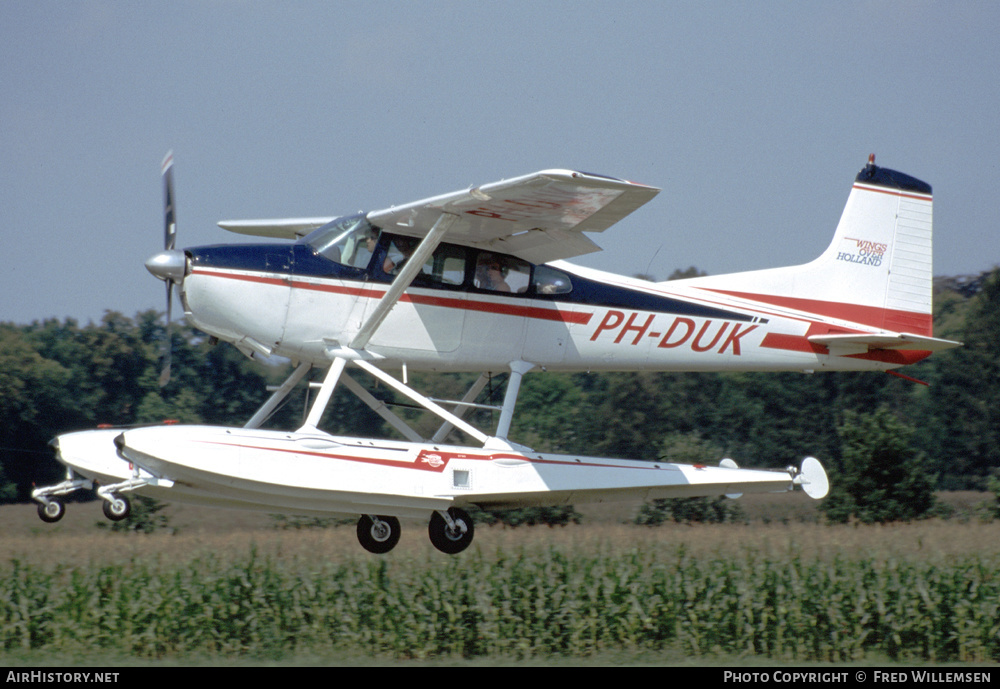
[180,240,931,377]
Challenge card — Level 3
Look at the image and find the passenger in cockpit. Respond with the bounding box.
[475,254,512,292]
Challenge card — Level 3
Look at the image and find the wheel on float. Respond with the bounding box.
[37,498,66,523]
[357,515,401,554]
[428,507,475,555]
[102,495,131,522]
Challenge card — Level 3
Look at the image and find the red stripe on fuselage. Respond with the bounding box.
[847,349,933,365]
[760,333,826,354]
[190,268,594,325]
[697,288,933,336]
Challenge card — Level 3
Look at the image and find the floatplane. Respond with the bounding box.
[33,154,958,553]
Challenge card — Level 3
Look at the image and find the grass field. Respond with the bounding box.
[2,494,999,666]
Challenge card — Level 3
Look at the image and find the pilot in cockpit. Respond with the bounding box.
[349,228,378,269]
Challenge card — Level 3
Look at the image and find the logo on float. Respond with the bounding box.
[421,453,445,468]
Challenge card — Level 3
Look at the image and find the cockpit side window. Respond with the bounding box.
[303,215,379,270]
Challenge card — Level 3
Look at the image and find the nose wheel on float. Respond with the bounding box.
[32,467,140,524]
[31,469,93,523]
[101,494,132,521]
[37,497,66,523]
[34,489,132,523]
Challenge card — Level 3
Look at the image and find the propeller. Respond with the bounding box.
[145,151,187,387]
[160,152,175,387]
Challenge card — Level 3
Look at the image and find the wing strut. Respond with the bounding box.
[349,212,457,350]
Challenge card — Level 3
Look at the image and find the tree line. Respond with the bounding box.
[1,269,998,520]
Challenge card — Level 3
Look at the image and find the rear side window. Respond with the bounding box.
[474,252,531,293]
[533,265,572,295]
[416,243,467,288]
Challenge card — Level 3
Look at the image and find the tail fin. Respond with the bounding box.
[683,156,935,336]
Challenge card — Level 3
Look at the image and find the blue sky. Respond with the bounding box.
[3,1,998,325]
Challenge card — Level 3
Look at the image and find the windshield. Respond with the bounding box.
[302,214,379,269]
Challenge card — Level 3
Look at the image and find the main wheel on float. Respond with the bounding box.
[428,507,474,554]
[102,495,131,522]
[357,515,401,554]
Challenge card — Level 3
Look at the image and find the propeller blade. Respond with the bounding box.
[159,280,173,387]
[162,151,176,251]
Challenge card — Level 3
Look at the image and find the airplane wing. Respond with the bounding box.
[214,170,659,263]
[367,170,660,264]
[216,217,334,240]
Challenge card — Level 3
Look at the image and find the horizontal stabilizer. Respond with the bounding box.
[809,332,962,355]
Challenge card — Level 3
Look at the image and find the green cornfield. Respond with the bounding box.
[2,522,999,663]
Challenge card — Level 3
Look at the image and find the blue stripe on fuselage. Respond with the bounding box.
[186,243,753,323]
